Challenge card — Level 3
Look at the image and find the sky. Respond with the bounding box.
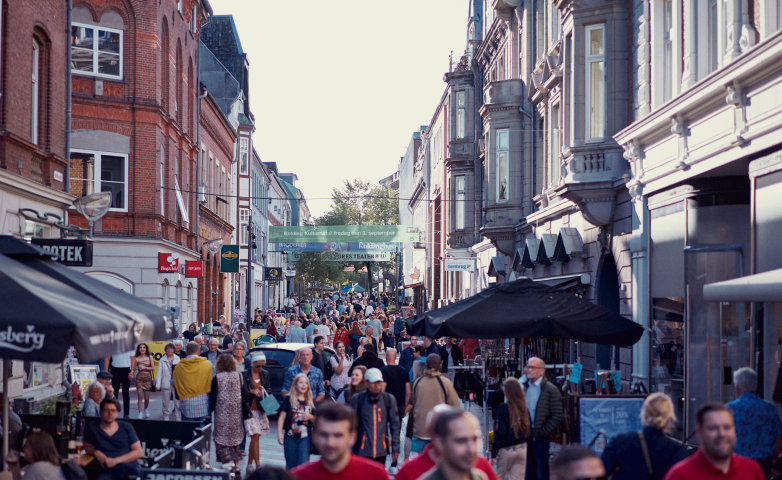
[210,1,473,218]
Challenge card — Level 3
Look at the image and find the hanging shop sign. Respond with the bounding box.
[158,253,179,273]
[31,238,93,266]
[288,251,395,262]
[220,245,240,273]
[444,258,476,272]
[186,261,204,277]
[269,225,419,243]
[264,267,283,282]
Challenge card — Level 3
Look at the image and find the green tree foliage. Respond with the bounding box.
[294,180,399,293]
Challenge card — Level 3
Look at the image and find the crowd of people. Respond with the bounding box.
[8,291,780,480]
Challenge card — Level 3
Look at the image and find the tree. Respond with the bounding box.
[316,179,399,293]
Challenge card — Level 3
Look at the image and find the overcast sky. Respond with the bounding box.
[210,1,472,218]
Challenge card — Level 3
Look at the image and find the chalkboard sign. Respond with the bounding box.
[579,396,645,453]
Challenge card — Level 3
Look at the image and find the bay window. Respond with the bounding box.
[455,176,466,229]
[456,92,466,139]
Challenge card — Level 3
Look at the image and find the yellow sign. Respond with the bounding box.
[222,250,239,260]
[249,329,267,347]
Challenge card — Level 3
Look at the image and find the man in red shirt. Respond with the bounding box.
[292,402,390,480]
[664,403,765,480]
[396,405,498,480]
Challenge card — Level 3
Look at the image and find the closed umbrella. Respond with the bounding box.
[405,278,644,346]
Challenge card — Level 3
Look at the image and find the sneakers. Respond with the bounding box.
[137,411,143,419]
[144,409,150,419]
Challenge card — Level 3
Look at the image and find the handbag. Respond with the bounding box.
[259,391,280,414]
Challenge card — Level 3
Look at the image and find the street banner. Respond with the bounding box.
[444,258,475,271]
[289,251,395,262]
[269,225,419,243]
[272,241,400,252]
[220,245,240,273]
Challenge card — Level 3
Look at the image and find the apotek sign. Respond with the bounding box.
[158,253,179,273]
[31,238,92,266]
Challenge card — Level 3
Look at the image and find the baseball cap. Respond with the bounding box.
[365,368,384,383]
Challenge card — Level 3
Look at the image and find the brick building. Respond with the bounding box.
[0,1,72,239]
[69,0,212,331]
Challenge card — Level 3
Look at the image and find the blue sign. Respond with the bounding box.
[569,363,583,383]
[579,396,645,453]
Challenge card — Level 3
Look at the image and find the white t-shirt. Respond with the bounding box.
[111,351,133,368]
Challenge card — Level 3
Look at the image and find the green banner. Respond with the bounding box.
[269,225,419,243]
[289,251,396,262]
[220,245,240,273]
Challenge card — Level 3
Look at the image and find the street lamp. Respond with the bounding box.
[72,191,112,237]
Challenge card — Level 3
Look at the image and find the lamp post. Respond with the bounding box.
[204,238,223,323]
[72,191,112,237]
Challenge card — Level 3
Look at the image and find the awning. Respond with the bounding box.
[703,268,782,302]
[533,273,591,290]
[488,256,506,277]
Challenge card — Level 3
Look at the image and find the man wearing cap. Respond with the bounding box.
[96,371,116,402]
[349,368,400,466]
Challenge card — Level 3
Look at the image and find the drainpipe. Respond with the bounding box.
[65,0,72,194]
[194,9,211,254]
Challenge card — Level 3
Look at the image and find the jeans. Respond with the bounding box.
[525,437,550,480]
[111,367,131,417]
[283,435,311,469]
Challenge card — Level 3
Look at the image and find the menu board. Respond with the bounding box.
[579,396,645,453]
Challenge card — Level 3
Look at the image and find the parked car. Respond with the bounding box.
[248,342,335,403]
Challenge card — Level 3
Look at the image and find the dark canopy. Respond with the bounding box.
[0,236,173,363]
[405,278,644,346]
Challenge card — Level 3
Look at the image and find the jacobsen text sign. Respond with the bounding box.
[31,238,93,266]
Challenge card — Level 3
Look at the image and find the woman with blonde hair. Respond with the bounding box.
[277,373,314,469]
[601,392,688,480]
[491,377,530,480]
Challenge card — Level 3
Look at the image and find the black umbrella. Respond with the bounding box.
[405,278,644,346]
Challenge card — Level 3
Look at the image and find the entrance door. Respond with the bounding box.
[684,245,749,440]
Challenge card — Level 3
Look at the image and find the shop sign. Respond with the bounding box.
[444,258,475,271]
[142,470,229,480]
[158,253,179,273]
[269,225,419,243]
[220,245,240,273]
[185,261,203,277]
[31,238,92,266]
[264,267,282,282]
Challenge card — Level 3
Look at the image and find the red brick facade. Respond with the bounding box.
[198,93,235,324]
[70,0,208,249]
[0,1,68,189]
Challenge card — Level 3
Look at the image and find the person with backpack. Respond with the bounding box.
[405,354,460,454]
[349,368,401,466]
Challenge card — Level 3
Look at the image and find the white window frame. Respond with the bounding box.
[70,149,129,212]
[585,24,606,141]
[456,91,466,139]
[495,128,509,203]
[239,136,249,175]
[455,176,466,230]
[652,0,682,107]
[550,103,561,186]
[71,22,123,79]
[239,208,250,245]
[31,41,39,145]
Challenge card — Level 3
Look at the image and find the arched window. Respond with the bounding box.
[175,40,182,125]
[161,18,169,112]
[187,57,194,135]
[162,280,170,308]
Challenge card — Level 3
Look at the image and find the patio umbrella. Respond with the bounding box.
[0,236,173,463]
[405,277,644,347]
[351,284,366,293]
[339,285,352,293]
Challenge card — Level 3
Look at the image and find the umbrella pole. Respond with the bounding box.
[2,358,9,471]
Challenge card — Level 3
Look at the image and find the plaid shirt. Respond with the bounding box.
[179,393,209,420]
[282,364,325,399]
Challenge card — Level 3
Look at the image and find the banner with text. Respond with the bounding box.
[272,241,401,252]
[269,225,418,243]
[289,251,396,262]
